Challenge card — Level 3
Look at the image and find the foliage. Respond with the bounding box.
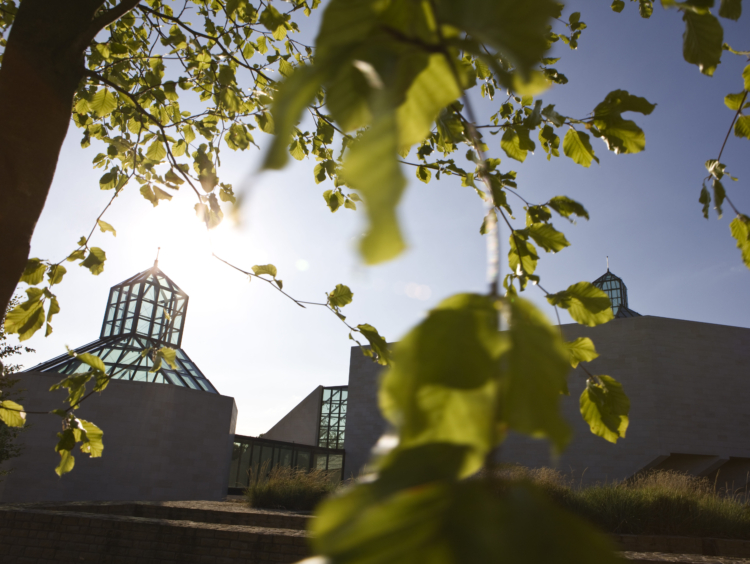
[0,295,32,480]
[488,466,750,540]
[245,465,342,512]
[0,0,746,563]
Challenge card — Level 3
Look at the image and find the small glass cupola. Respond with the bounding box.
[592,267,641,318]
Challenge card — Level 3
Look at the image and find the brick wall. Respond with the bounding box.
[0,506,310,564]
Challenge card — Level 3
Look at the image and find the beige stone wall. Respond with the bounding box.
[343,316,750,484]
[261,385,323,446]
[0,372,237,502]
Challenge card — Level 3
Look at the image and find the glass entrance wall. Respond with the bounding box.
[228,435,345,492]
[318,386,347,449]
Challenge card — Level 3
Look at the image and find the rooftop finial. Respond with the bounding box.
[154,247,161,268]
[606,255,609,272]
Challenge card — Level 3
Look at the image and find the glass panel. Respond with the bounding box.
[260,446,274,475]
[313,453,328,470]
[239,443,252,487]
[250,444,261,480]
[229,442,242,487]
[328,455,343,470]
[279,449,293,468]
[296,450,310,470]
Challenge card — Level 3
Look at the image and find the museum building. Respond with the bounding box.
[1,264,748,502]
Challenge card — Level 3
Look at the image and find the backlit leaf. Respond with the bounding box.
[735,115,750,139]
[0,400,26,427]
[580,375,630,443]
[79,419,104,457]
[252,264,278,277]
[548,196,589,220]
[565,337,599,368]
[508,234,539,275]
[504,298,571,453]
[730,215,750,268]
[329,284,354,308]
[563,130,598,167]
[97,220,116,237]
[20,258,46,285]
[4,288,46,341]
[546,282,614,327]
[357,323,391,366]
[81,247,106,275]
[89,89,117,117]
[527,223,569,253]
[342,112,407,264]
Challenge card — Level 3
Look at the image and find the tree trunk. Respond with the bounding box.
[0,0,102,317]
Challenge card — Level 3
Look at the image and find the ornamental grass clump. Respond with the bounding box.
[483,466,750,540]
[245,465,342,511]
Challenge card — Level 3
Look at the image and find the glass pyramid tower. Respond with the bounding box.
[592,269,641,318]
[28,263,218,393]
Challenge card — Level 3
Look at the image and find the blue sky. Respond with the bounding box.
[14,1,750,436]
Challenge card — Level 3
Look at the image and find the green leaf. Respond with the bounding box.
[480,209,497,235]
[713,178,726,218]
[724,92,746,110]
[140,185,159,207]
[508,234,539,275]
[504,298,571,453]
[546,282,614,327]
[433,0,560,73]
[0,400,26,427]
[735,115,750,139]
[264,66,322,170]
[719,0,742,20]
[356,323,391,366]
[324,189,345,212]
[328,284,354,308]
[313,478,621,564]
[682,10,724,76]
[89,89,117,117]
[81,247,106,275]
[548,196,590,220]
[194,202,223,229]
[527,223,570,253]
[396,54,462,149]
[416,166,432,184]
[259,5,289,32]
[611,0,626,12]
[744,64,750,91]
[79,419,104,457]
[20,258,46,285]
[47,264,66,286]
[501,128,532,162]
[580,375,630,443]
[700,183,711,218]
[4,287,45,341]
[151,347,178,372]
[730,215,750,268]
[639,0,654,17]
[289,138,306,160]
[342,112,407,264]
[379,294,505,476]
[592,90,656,154]
[146,139,167,161]
[565,337,599,368]
[563,129,598,167]
[251,264,278,277]
[97,219,116,237]
[55,447,75,476]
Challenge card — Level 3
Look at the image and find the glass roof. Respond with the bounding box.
[26,264,218,393]
[592,269,641,318]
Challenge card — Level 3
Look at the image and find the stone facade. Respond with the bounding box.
[260,385,323,446]
[0,372,237,502]
[343,316,750,484]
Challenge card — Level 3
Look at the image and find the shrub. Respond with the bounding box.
[245,465,342,511]
[482,466,750,539]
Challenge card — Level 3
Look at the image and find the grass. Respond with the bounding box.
[243,463,750,538]
[244,465,342,512]
[484,466,750,540]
